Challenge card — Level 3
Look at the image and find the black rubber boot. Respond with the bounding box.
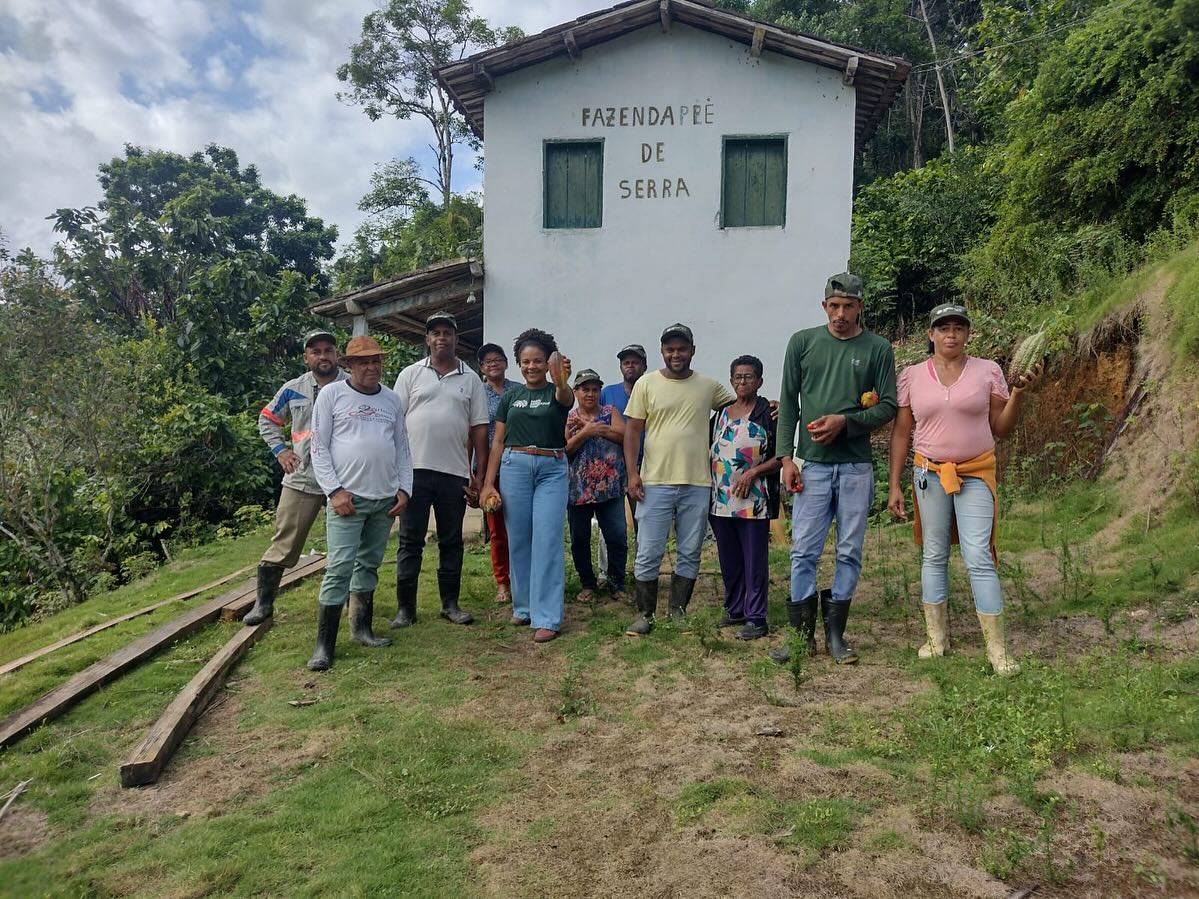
[349,591,392,648]
[821,590,859,665]
[625,578,659,636]
[438,573,473,624]
[668,575,696,624]
[769,593,818,662]
[244,563,284,626]
[307,603,342,671]
[389,579,417,629]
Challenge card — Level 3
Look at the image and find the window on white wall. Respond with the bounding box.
[544,140,603,229]
[721,136,787,228]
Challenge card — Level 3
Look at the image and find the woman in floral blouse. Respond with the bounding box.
[564,368,628,602]
[709,355,781,640]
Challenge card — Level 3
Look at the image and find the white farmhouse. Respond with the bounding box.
[314,0,908,396]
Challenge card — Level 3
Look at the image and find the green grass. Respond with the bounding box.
[0,530,531,898]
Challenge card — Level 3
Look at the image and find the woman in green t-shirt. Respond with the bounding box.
[480,328,574,643]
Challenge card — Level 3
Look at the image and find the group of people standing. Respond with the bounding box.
[250,271,1040,675]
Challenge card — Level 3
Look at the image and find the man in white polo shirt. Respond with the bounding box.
[391,312,490,628]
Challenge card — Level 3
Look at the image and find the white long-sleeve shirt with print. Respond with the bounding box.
[310,380,414,501]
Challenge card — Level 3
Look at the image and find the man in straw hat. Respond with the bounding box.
[307,335,413,671]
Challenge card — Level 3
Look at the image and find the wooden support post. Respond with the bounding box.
[0,555,323,749]
[750,26,765,59]
[119,620,272,787]
[564,29,580,61]
[843,55,859,85]
[473,63,494,92]
[659,0,671,32]
[0,567,251,678]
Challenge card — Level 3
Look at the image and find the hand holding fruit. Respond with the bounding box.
[807,413,846,446]
[1011,361,1043,392]
[480,487,502,513]
[548,351,571,389]
[860,390,879,409]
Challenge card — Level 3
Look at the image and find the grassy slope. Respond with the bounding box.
[1,248,1197,897]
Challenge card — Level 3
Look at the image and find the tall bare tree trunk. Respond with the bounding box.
[916,0,955,153]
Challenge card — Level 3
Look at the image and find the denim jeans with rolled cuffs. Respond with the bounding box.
[318,496,395,607]
[789,461,874,603]
[500,448,568,631]
[912,467,1003,614]
[634,485,711,581]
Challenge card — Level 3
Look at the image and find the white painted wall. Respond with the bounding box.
[482,23,855,398]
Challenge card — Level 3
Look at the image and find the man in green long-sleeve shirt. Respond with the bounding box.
[772,273,897,665]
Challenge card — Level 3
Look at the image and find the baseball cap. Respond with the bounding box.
[929,303,971,327]
[660,323,694,344]
[572,368,603,388]
[617,344,647,361]
[425,312,457,332]
[824,272,864,301]
[303,328,336,348]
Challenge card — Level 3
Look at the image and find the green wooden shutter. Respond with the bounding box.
[722,137,787,228]
[544,141,603,229]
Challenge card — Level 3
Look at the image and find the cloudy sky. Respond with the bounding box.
[0,0,596,257]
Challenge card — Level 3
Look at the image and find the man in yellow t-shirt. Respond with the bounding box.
[622,323,733,635]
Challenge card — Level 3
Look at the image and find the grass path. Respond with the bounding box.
[0,486,1197,897]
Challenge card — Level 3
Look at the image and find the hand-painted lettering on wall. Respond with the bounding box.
[581,101,715,128]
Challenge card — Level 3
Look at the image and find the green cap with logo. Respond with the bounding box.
[824,272,864,301]
[928,303,971,327]
[572,368,603,388]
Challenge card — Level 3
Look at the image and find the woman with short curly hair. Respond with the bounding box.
[480,329,574,643]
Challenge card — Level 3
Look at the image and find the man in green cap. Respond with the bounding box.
[245,329,347,626]
[772,273,897,665]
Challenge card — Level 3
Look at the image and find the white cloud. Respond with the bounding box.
[0,0,598,259]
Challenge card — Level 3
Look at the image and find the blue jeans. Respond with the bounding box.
[318,495,395,607]
[913,469,1003,614]
[568,497,628,590]
[790,461,874,603]
[634,485,710,581]
[500,449,568,630]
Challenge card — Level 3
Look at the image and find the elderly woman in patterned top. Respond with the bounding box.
[564,368,628,603]
[708,355,782,640]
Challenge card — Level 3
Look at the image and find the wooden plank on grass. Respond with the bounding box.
[220,555,327,620]
[0,567,253,678]
[0,555,324,749]
[119,620,271,787]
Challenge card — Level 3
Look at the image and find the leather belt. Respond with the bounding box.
[509,446,565,459]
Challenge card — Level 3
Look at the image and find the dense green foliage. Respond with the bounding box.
[0,146,332,624]
[737,0,1199,336]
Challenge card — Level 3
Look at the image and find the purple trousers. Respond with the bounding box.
[709,516,771,625]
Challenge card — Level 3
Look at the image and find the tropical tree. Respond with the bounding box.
[337,0,522,208]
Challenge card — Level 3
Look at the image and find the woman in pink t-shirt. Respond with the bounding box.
[888,304,1040,676]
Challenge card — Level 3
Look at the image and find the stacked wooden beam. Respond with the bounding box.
[0,555,326,750]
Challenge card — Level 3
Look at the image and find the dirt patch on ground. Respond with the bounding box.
[463,591,1019,899]
[97,690,336,820]
[0,803,51,861]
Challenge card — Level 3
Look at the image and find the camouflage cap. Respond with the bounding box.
[303,328,336,348]
[572,368,603,388]
[425,312,457,332]
[824,272,864,301]
[928,303,971,327]
[660,323,694,345]
[617,344,647,361]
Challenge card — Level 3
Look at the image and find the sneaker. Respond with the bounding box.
[533,628,559,643]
